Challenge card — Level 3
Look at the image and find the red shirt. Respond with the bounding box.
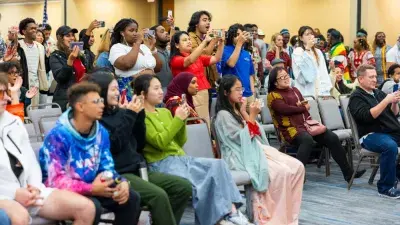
[170,52,212,90]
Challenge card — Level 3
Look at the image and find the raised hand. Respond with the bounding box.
[26,87,38,99]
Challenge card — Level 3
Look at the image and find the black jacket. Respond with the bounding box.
[81,33,95,72]
[349,87,400,140]
[49,50,76,111]
[100,108,146,175]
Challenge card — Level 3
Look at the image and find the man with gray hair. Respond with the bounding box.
[349,64,400,199]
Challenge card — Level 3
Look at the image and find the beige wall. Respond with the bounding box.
[0,0,157,52]
[362,0,400,46]
[0,1,63,41]
[175,0,357,46]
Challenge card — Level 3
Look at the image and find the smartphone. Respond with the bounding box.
[181,94,186,105]
[120,89,127,104]
[300,100,309,105]
[98,21,105,27]
[144,30,155,38]
[212,29,223,38]
[257,98,265,107]
[313,38,320,44]
[69,41,84,51]
[394,84,399,92]
[167,10,173,18]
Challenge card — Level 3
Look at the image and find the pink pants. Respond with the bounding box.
[252,145,305,225]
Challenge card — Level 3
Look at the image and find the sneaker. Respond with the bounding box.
[226,211,254,225]
[219,220,235,225]
[378,187,400,199]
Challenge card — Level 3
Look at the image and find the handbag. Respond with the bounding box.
[292,89,326,136]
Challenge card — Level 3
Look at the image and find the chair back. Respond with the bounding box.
[318,97,345,130]
[347,108,362,151]
[38,115,59,138]
[27,103,62,135]
[339,94,351,128]
[183,118,214,158]
[30,142,44,160]
[210,117,221,158]
[307,99,322,123]
[259,95,273,124]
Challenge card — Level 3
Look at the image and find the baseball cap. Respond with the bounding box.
[56,25,78,37]
[280,29,289,35]
[271,58,285,66]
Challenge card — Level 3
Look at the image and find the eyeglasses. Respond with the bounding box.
[8,71,20,76]
[233,87,245,93]
[277,75,290,80]
[89,98,104,104]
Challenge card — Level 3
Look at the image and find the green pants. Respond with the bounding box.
[122,172,192,225]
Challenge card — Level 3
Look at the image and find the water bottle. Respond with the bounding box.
[139,162,149,182]
[100,171,114,182]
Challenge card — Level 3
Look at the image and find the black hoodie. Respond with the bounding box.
[88,71,147,175]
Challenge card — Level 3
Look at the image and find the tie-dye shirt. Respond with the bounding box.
[39,108,119,195]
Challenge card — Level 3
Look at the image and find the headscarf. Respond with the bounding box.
[163,72,195,108]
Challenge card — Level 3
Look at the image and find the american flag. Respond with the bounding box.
[42,0,48,26]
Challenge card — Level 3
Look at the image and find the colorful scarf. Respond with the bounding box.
[330,42,350,82]
[381,45,388,80]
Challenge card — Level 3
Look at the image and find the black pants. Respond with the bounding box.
[89,190,141,225]
[292,130,353,179]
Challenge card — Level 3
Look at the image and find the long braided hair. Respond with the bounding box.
[110,18,138,48]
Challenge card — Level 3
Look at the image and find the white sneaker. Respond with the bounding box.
[226,211,254,225]
[219,219,235,225]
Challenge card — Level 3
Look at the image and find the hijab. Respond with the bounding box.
[163,72,195,108]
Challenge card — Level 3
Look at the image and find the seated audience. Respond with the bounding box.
[170,31,223,127]
[215,75,304,225]
[329,61,358,101]
[109,18,162,101]
[379,63,400,94]
[0,76,96,225]
[49,25,81,111]
[95,29,113,71]
[349,64,400,198]
[267,67,366,181]
[86,68,192,225]
[39,82,141,224]
[163,72,201,123]
[292,26,332,98]
[134,74,253,225]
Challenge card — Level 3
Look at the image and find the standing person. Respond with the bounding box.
[215,75,304,225]
[40,24,57,54]
[329,61,358,102]
[349,64,400,198]
[86,69,193,225]
[40,82,141,225]
[221,24,255,109]
[134,74,254,225]
[348,38,375,80]
[372,32,391,84]
[290,35,298,49]
[150,18,174,90]
[0,76,96,225]
[0,34,6,59]
[49,25,83,111]
[292,26,332,98]
[95,29,113,71]
[169,31,224,126]
[17,18,48,106]
[386,35,400,69]
[266,33,291,73]
[187,10,219,111]
[280,29,293,58]
[79,20,100,72]
[2,26,19,62]
[109,18,162,101]
[328,29,350,82]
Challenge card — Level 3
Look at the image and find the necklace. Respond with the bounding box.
[24,41,34,49]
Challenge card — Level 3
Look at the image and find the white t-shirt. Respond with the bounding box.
[386,44,400,64]
[25,44,40,87]
[109,43,156,78]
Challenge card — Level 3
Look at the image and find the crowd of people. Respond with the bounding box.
[0,8,400,225]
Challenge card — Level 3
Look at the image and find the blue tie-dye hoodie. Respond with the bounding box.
[39,108,119,195]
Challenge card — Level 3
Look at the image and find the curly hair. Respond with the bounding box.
[110,18,139,47]
[187,10,212,33]
[19,18,36,35]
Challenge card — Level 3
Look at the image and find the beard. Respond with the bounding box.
[157,39,169,48]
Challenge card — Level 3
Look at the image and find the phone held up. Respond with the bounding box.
[120,89,127,104]
[69,41,84,51]
[98,21,106,27]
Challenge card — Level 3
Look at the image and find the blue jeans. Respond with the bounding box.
[0,209,11,225]
[361,133,398,193]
